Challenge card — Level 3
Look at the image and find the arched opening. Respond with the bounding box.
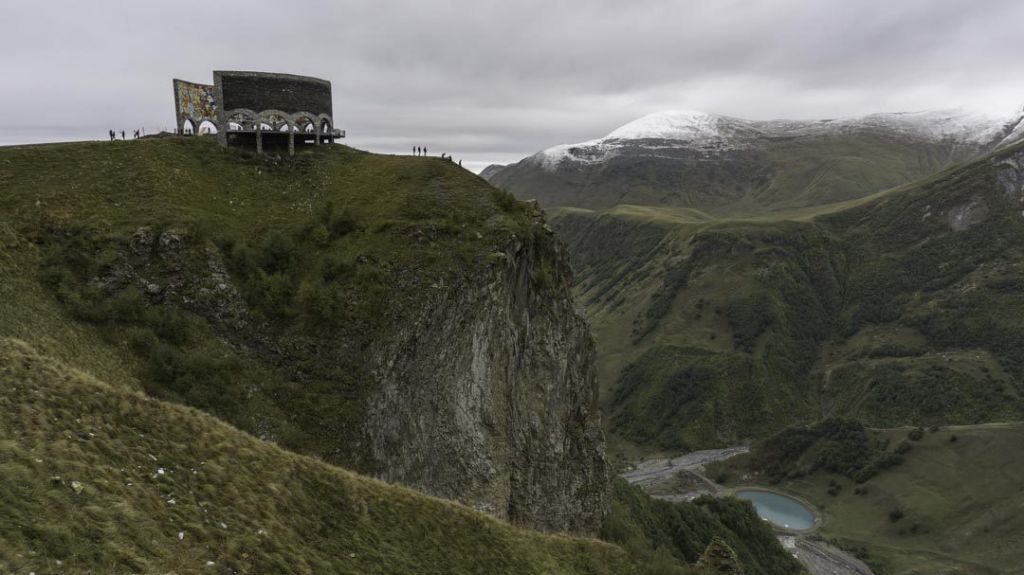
[303,123,315,133]
[320,119,332,134]
[260,114,288,132]
[227,112,255,131]
[181,118,195,135]
[198,120,218,135]
[279,123,291,133]
[259,122,273,131]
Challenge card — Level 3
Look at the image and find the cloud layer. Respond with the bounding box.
[3,0,1024,171]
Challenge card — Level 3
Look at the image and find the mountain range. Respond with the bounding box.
[486,106,1024,214]
[485,106,1024,572]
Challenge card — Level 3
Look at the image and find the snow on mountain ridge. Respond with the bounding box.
[532,107,1023,171]
[841,109,1008,143]
[604,110,741,142]
[536,110,747,168]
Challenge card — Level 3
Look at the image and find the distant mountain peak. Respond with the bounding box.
[526,106,1023,173]
[605,110,731,141]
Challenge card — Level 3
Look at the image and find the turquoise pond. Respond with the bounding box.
[735,490,816,530]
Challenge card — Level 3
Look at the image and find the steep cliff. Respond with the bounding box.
[0,138,607,533]
[368,225,607,531]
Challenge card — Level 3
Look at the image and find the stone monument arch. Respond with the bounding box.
[172,71,344,155]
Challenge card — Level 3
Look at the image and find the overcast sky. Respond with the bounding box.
[3,0,1024,172]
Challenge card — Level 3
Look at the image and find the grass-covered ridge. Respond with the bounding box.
[553,139,1024,456]
[0,337,634,574]
[0,137,543,469]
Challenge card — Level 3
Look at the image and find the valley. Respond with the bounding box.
[705,422,1024,575]
[487,106,1024,573]
[623,421,1024,574]
[530,139,1024,457]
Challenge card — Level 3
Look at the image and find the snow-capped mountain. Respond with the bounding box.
[532,108,1024,171]
[486,106,1024,213]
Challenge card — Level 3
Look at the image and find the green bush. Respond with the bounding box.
[490,188,524,214]
[749,418,904,483]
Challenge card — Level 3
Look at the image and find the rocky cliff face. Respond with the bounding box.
[367,220,608,534]
[121,218,610,534]
[54,213,609,535]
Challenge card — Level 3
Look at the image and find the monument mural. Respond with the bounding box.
[173,80,217,125]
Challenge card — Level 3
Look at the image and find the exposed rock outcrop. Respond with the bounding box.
[367,225,608,534]
[70,216,609,535]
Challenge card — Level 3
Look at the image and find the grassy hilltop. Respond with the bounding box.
[0,137,533,468]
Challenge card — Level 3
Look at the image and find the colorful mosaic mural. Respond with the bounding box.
[175,80,217,122]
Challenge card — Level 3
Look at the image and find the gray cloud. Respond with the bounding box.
[3,0,1024,171]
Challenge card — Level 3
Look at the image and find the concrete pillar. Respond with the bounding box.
[288,129,295,156]
[256,126,263,154]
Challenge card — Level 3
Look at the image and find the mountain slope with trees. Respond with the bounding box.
[550,138,1024,452]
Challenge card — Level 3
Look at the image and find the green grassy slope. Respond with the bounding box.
[0,336,634,575]
[712,423,1024,575]
[552,139,1024,455]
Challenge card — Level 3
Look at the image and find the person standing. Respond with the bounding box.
[121,130,125,140]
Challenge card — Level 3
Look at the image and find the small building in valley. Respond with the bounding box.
[172,71,344,154]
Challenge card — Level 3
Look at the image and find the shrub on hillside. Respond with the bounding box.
[749,418,905,483]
